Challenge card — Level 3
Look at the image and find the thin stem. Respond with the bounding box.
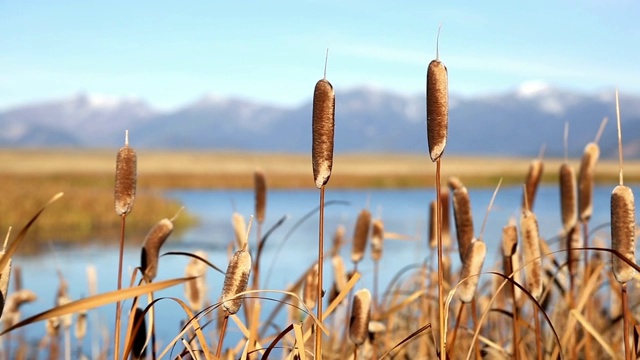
[534,306,543,360]
[315,185,326,359]
[582,220,592,359]
[436,157,445,357]
[113,215,126,360]
[447,303,465,359]
[216,315,229,359]
[509,255,520,360]
[622,283,631,360]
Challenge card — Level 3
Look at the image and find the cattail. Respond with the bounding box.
[559,163,577,231]
[577,142,599,222]
[522,159,544,211]
[457,239,487,303]
[312,69,336,189]
[184,251,208,312]
[502,220,518,258]
[448,176,463,192]
[87,265,98,297]
[567,225,581,277]
[428,200,437,249]
[114,130,137,216]
[221,250,252,315]
[131,308,147,360]
[452,186,474,262]
[140,218,174,282]
[370,219,384,261]
[331,225,346,257]
[232,212,247,250]
[351,209,372,264]
[349,289,372,346]
[304,264,319,309]
[520,210,542,300]
[611,185,636,283]
[426,47,448,162]
[332,255,348,295]
[254,169,267,224]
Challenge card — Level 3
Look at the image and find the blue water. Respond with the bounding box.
[11,184,633,356]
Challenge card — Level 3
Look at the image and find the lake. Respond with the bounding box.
[10,184,629,357]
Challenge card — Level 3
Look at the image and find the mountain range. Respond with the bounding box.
[1,83,638,158]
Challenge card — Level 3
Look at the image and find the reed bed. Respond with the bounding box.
[1,43,640,360]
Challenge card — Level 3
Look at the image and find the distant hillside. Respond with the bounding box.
[1,84,638,158]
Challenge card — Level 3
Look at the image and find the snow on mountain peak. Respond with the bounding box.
[516,81,552,98]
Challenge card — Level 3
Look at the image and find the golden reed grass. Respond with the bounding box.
[114,131,137,216]
[457,239,487,303]
[140,218,174,282]
[452,185,474,262]
[254,169,267,225]
[349,289,372,346]
[522,159,543,211]
[312,76,336,189]
[351,209,372,265]
[520,209,542,300]
[221,249,252,315]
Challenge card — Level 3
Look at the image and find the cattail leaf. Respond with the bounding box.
[1,276,193,336]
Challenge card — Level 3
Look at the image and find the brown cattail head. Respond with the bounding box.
[522,159,544,211]
[232,212,247,250]
[351,209,372,264]
[501,220,518,257]
[370,219,384,261]
[332,255,348,296]
[520,210,542,300]
[74,310,87,342]
[303,263,319,310]
[221,250,252,314]
[447,176,463,192]
[578,142,600,222]
[559,163,577,231]
[131,307,147,360]
[0,258,11,319]
[2,289,36,329]
[114,131,137,216]
[457,239,487,303]
[331,225,346,257]
[312,78,335,188]
[426,59,448,162]
[349,289,372,346]
[452,186,474,262]
[184,250,208,312]
[254,169,267,224]
[567,225,581,277]
[140,218,174,282]
[611,185,636,283]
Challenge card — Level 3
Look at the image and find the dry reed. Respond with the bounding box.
[232,212,247,251]
[522,159,544,211]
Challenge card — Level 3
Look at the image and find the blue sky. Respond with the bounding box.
[1,1,639,110]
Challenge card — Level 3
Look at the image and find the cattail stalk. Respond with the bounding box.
[426,27,449,355]
[113,130,137,360]
[311,50,334,359]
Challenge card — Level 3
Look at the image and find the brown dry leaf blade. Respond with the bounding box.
[0,192,63,272]
[1,276,193,336]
